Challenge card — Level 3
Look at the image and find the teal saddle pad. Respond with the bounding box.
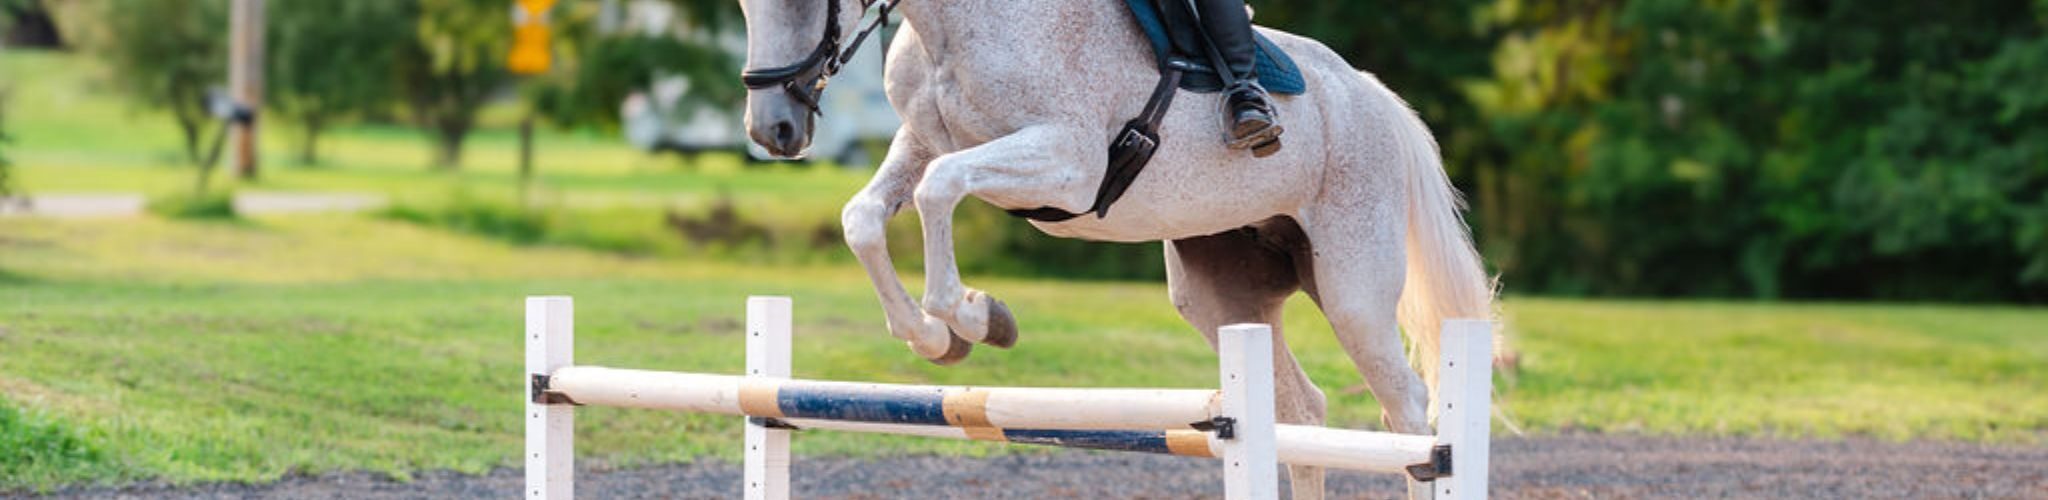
[1123,0,1306,95]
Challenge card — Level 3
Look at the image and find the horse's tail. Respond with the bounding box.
[1369,71,1498,405]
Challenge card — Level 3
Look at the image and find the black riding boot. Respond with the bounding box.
[1192,0,1281,156]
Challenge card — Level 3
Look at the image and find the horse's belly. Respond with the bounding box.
[1026,142,1322,242]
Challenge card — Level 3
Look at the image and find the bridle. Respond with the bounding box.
[739,0,898,117]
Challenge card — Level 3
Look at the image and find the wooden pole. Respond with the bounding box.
[1218,323,1279,500]
[744,297,793,500]
[525,297,574,499]
[1434,320,1495,500]
[545,367,1223,431]
[227,0,264,180]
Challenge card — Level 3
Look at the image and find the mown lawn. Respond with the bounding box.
[2,215,2045,492]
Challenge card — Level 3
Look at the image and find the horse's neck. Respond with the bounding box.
[896,1,1112,68]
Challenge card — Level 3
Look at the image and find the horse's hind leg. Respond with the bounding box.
[1167,224,1329,500]
[1297,202,1434,499]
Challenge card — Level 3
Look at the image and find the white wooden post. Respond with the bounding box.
[744,297,794,500]
[1434,320,1495,500]
[1218,323,1278,500]
[526,297,574,499]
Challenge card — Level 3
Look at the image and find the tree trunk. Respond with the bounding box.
[300,117,322,166]
[177,114,204,166]
[519,114,535,204]
[435,120,468,170]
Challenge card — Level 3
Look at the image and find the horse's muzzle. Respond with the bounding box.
[746,94,814,158]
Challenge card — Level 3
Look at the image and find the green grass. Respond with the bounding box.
[1,215,2045,493]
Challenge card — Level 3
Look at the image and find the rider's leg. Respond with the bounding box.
[1191,0,1282,156]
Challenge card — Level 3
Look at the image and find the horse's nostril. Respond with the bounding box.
[773,121,796,145]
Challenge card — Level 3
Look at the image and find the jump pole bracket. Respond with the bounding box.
[1188,415,1237,440]
[529,373,579,406]
[1404,443,1454,482]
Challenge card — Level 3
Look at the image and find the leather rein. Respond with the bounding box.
[739,0,897,116]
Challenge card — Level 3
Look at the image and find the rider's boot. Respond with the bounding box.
[1225,80,1282,157]
[1195,0,1282,157]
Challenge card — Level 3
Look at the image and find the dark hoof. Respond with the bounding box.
[927,333,973,366]
[982,298,1018,349]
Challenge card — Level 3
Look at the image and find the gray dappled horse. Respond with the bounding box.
[736,1,1495,497]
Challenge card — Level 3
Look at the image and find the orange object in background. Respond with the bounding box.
[508,0,557,75]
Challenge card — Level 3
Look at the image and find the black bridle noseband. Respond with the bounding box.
[739,0,897,117]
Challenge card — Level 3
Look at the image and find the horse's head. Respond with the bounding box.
[737,0,861,158]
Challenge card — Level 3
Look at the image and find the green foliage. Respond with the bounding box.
[73,0,225,166]
[1453,0,2048,301]
[266,1,411,165]
[146,191,238,220]
[397,0,512,169]
[0,401,121,491]
[529,35,740,129]
[524,0,743,130]
[0,88,12,198]
[380,194,550,245]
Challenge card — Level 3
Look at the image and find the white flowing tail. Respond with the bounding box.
[1371,72,1498,404]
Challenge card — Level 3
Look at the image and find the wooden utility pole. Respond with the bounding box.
[228,0,265,180]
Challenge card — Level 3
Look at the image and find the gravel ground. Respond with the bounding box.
[16,435,2047,499]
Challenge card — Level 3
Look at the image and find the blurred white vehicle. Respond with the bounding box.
[617,2,898,166]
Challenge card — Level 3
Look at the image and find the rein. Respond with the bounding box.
[739,0,898,116]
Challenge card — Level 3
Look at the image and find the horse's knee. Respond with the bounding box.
[911,167,967,214]
[840,198,889,252]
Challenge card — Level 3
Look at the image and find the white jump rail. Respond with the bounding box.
[524,295,1493,499]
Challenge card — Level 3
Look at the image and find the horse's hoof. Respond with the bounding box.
[981,298,1018,349]
[926,333,974,365]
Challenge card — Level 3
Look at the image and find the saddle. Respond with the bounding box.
[1005,0,1306,223]
[1126,0,1306,96]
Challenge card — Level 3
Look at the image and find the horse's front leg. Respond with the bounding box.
[843,130,970,363]
[912,126,1092,358]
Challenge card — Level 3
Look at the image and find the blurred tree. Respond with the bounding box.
[2,0,63,48]
[525,0,741,130]
[80,0,226,167]
[396,0,511,169]
[0,89,12,200]
[266,1,409,165]
[1462,0,2048,301]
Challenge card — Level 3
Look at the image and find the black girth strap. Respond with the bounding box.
[1007,68,1185,222]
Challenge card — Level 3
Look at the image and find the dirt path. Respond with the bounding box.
[0,192,384,218]
[20,435,2045,499]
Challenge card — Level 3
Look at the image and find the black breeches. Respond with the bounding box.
[1192,0,1255,77]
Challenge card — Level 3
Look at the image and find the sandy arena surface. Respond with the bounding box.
[20,434,2047,499]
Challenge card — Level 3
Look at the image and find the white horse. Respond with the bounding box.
[736,1,1495,497]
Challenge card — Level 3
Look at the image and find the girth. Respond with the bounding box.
[1004,65,1186,222]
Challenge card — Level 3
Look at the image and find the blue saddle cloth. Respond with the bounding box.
[1124,0,1306,95]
